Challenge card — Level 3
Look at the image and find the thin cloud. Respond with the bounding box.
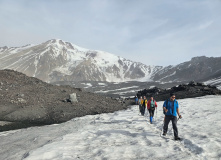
[198,21,214,30]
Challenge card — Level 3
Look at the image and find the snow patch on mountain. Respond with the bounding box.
[0,39,161,82]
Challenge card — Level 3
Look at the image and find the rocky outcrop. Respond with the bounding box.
[137,81,221,101]
[69,93,78,103]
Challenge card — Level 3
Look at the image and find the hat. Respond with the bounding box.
[170,93,175,97]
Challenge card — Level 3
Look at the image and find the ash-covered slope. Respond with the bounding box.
[0,39,162,83]
[0,69,129,131]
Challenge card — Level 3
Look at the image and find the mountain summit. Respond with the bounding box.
[0,39,162,82]
[1,39,220,84]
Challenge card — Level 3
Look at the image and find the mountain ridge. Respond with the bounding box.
[153,56,221,82]
[1,39,221,85]
[0,39,162,83]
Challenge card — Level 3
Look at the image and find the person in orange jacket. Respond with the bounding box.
[147,95,158,123]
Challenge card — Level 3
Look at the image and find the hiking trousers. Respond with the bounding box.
[139,104,142,114]
[148,109,155,117]
[141,105,146,116]
[163,115,178,137]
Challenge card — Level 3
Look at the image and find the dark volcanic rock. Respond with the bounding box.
[0,69,130,131]
[137,81,221,101]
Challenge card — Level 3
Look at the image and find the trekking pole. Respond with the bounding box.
[160,117,165,136]
[138,105,140,115]
[156,107,157,121]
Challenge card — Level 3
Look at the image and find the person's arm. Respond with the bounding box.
[163,101,168,113]
[147,100,150,108]
[163,107,168,113]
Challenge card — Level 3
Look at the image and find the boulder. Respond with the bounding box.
[188,80,197,86]
[69,93,78,103]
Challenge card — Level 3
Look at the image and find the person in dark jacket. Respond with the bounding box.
[147,96,158,124]
[162,93,182,140]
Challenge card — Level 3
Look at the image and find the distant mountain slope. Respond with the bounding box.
[203,72,221,90]
[0,39,162,83]
[152,56,221,83]
[1,39,221,85]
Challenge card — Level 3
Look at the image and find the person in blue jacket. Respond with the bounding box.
[162,93,182,140]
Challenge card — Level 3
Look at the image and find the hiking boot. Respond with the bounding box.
[162,133,166,136]
[174,137,181,141]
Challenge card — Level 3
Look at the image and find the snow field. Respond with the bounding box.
[0,95,221,160]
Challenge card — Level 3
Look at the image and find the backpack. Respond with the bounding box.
[163,99,178,114]
[150,100,155,110]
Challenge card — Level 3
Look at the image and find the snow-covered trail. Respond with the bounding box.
[0,95,221,160]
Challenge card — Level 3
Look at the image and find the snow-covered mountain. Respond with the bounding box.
[153,56,221,83]
[1,39,221,86]
[1,95,221,159]
[0,39,162,83]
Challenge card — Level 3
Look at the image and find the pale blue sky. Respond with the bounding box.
[1,0,221,66]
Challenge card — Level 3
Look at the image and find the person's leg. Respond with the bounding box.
[139,105,142,114]
[152,109,155,117]
[149,109,154,123]
[148,109,152,123]
[152,109,155,122]
[172,116,178,138]
[163,116,171,134]
[143,105,146,115]
[141,105,144,115]
[148,109,151,116]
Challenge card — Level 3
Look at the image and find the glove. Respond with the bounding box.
[179,115,182,119]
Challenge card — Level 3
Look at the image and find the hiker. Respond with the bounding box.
[147,95,158,124]
[162,93,182,140]
[138,96,143,115]
[141,96,147,116]
[135,96,138,105]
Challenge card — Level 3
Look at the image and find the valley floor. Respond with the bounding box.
[0,95,221,160]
